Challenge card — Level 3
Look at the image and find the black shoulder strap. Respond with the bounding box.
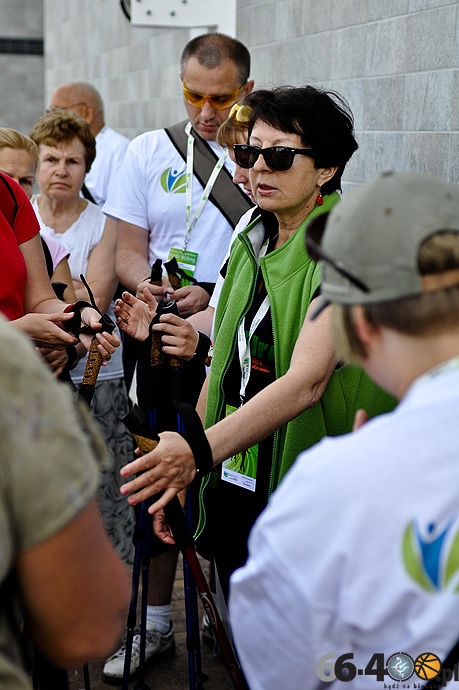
[82,182,96,204]
[0,172,19,227]
[165,120,253,229]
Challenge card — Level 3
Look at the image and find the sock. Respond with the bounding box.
[146,604,171,634]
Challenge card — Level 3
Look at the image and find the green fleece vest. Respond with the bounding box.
[195,194,396,539]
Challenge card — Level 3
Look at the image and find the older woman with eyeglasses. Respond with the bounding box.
[118,86,396,600]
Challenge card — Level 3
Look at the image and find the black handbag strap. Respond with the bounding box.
[164,119,253,230]
[40,236,54,278]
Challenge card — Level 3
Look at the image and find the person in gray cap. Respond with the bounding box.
[229,170,459,690]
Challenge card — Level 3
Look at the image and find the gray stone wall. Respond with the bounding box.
[43,0,459,187]
[0,0,44,134]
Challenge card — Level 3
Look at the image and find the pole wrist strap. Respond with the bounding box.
[174,400,213,476]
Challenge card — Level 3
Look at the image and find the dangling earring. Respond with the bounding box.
[316,190,323,206]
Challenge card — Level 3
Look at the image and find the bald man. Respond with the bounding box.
[49,80,129,206]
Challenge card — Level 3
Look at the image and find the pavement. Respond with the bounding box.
[67,554,236,690]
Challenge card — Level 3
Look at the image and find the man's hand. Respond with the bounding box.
[172,285,210,317]
[135,277,171,303]
[151,312,199,361]
[119,431,196,514]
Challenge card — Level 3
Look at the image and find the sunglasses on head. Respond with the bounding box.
[182,82,245,110]
[306,214,370,293]
[233,144,316,172]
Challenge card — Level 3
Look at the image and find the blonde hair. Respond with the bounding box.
[331,231,459,362]
[30,109,96,173]
[0,127,38,165]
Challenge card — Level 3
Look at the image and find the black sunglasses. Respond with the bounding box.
[233,144,316,172]
[306,214,370,294]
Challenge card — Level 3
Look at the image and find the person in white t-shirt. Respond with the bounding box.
[229,170,459,690]
[49,80,129,207]
[101,32,254,683]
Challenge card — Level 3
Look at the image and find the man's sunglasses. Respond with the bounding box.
[182,82,245,110]
[233,144,316,172]
[306,214,370,294]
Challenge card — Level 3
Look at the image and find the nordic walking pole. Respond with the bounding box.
[120,407,157,690]
[132,294,206,690]
[166,326,207,690]
[164,496,249,690]
[122,404,249,690]
[118,260,164,690]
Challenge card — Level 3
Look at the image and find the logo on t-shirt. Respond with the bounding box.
[160,167,186,194]
[403,518,459,592]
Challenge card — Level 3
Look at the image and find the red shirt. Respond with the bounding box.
[0,174,40,320]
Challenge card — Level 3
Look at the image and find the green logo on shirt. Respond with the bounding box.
[403,519,459,592]
[161,167,186,194]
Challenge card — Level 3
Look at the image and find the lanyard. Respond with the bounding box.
[236,238,271,405]
[184,121,228,250]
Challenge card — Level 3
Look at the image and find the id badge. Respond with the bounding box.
[221,404,257,492]
[168,247,198,286]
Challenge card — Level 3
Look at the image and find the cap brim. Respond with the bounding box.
[309,296,331,321]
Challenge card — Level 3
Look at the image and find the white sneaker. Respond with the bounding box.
[102,622,175,684]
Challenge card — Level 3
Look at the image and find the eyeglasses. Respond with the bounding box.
[233,144,316,172]
[306,214,370,293]
[182,82,245,110]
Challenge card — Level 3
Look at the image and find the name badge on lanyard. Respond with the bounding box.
[221,251,271,492]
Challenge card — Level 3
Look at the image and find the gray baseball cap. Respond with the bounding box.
[306,170,459,319]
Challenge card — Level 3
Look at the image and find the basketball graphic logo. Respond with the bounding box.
[414,652,441,680]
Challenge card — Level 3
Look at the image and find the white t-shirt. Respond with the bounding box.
[32,198,123,383]
[230,366,459,690]
[103,124,236,284]
[85,125,130,207]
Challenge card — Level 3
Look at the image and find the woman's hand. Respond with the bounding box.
[119,431,196,514]
[13,312,78,348]
[79,307,120,363]
[78,330,120,364]
[114,289,158,341]
[151,312,199,361]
